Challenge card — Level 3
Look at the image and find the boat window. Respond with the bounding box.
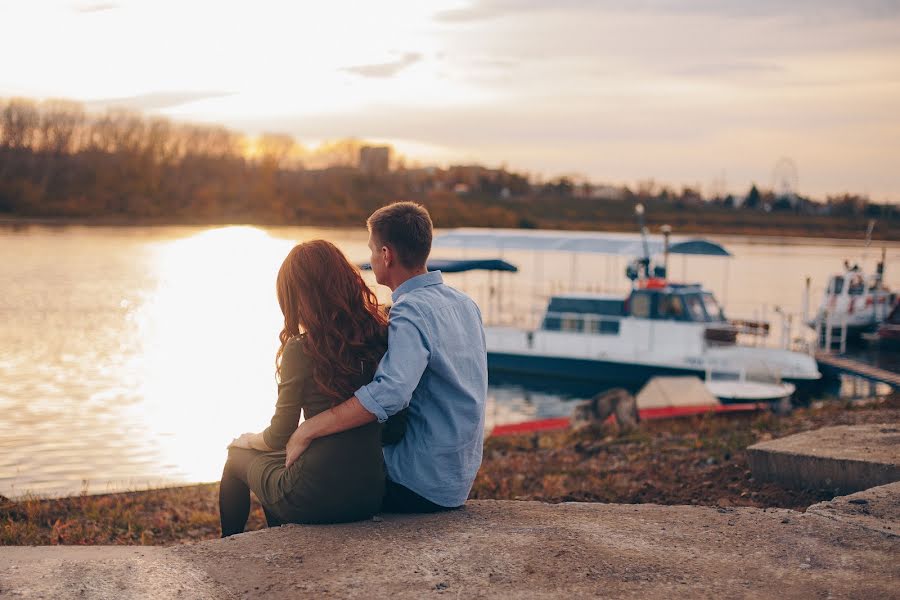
[587,319,621,335]
[702,293,725,322]
[561,316,584,332]
[827,276,844,295]
[848,274,865,296]
[684,294,706,321]
[659,295,686,320]
[630,293,652,319]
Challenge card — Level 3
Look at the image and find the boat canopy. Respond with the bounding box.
[433,228,731,257]
[358,258,518,273]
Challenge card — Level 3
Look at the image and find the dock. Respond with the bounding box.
[815,352,900,388]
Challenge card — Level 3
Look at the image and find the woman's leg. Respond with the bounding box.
[219,447,261,537]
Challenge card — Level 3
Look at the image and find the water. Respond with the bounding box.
[1,224,898,498]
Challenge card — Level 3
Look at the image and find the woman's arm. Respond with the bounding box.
[260,337,311,451]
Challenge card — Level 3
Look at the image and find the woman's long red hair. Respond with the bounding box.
[275,240,387,401]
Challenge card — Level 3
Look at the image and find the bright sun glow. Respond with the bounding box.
[133,227,297,482]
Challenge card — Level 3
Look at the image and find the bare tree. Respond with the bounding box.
[40,99,86,155]
[1,98,40,149]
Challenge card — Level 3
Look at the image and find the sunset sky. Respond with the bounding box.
[2,0,899,201]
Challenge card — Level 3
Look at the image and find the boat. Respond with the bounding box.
[807,247,895,346]
[433,223,822,403]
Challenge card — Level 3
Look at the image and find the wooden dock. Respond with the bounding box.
[815,352,900,388]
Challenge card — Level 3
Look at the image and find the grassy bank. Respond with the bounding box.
[2,394,897,546]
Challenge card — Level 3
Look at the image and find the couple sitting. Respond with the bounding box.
[220,202,488,535]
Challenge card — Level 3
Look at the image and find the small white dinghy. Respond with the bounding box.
[704,380,796,403]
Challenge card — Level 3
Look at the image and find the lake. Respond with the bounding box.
[1,224,898,497]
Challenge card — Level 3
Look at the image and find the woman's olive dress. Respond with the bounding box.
[242,335,385,524]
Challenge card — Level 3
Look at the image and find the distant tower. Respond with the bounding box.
[772,157,799,206]
[359,146,391,175]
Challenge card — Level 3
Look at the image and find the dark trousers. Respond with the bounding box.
[382,479,461,514]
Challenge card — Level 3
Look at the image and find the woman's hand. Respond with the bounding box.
[228,432,273,451]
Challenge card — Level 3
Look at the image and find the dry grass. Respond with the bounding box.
[1,483,268,546]
[472,394,899,510]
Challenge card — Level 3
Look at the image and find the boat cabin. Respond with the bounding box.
[541,283,727,334]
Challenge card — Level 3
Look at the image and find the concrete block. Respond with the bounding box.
[747,424,900,494]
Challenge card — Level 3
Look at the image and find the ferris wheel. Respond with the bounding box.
[771,157,799,203]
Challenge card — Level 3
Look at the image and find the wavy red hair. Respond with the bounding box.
[275,240,388,401]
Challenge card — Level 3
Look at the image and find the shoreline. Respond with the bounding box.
[3,394,896,546]
[2,215,899,246]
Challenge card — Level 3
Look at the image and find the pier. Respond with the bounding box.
[815,352,900,389]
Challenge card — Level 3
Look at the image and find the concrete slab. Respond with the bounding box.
[747,423,900,494]
[0,546,232,599]
[2,496,897,599]
[806,481,900,537]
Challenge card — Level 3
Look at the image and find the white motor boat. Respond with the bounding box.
[434,227,822,403]
[808,258,894,344]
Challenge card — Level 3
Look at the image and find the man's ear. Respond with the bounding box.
[381,244,393,268]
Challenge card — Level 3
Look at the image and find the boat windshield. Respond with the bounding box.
[702,293,726,322]
[848,274,865,295]
[684,294,706,321]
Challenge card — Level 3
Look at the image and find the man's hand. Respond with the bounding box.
[284,397,377,467]
[285,423,312,467]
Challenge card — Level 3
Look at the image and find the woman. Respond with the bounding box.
[220,240,389,536]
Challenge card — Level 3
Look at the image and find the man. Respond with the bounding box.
[285,201,487,512]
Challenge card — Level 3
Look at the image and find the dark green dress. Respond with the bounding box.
[246,335,385,524]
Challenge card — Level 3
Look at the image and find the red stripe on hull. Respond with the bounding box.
[490,404,762,436]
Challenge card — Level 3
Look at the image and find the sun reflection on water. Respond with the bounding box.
[132,226,296,483]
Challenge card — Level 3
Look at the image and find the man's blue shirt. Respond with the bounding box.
[354,271,487,507]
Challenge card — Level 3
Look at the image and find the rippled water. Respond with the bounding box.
[1,224,898,497]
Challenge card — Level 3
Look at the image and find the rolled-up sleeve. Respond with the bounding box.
[355,301,431,423]
[262,338,310,450]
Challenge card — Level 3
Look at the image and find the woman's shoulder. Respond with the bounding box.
[280,334,311,378]
[285,332,308,351]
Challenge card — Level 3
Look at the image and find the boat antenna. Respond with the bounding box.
[863,219,875,266]
[635,203,650,263]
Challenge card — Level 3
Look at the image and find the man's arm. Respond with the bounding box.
[285,396,374,466]
[284,302,431,466]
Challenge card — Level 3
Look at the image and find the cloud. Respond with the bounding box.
[341,53,423,78]
[84,91,234,112]
[74,3,118,13]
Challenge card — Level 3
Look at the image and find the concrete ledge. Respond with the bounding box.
[806,481,900,537]
[747,424,900,494]
[3,495,898,599]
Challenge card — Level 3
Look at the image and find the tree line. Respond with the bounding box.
[1,97,896,239]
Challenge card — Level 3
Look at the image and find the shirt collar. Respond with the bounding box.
[392,271,444,302]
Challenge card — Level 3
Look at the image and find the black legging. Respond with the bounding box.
[219,447,283,537]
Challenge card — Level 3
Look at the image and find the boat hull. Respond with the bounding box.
[486,351,819,402]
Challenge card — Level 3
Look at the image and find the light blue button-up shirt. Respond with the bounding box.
[355,271,487,507]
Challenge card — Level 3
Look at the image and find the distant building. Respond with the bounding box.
[589,185,625,201]
[359,146,391,175]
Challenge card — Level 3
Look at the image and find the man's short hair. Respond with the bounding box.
[367,202,433,269]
